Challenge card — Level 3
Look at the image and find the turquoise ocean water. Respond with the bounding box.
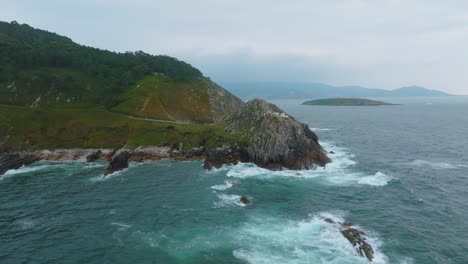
[1,97,468,263]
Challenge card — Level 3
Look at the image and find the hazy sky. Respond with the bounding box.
[1,0,468,94]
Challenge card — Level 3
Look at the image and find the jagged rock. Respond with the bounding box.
[0,153,40,175]
[322,218,374,261]
[203,146,250,169]
[210,99,330,170]
[86,150,102,162]
[329,151,335,154]
[240,196,250,205]
[104,149,130,176]
[341,227,374,261]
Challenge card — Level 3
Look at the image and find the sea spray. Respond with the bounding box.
[224,141,394,186]
[232,211,388,264]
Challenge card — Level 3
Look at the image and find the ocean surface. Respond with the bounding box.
[1,96,468,264]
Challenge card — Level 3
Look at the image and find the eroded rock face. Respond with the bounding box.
[104,150,130,176]
[209,99,330,170]
[203,146,250,169]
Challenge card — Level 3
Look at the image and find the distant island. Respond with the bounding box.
[221,81,450,100]
[302,98,398,106]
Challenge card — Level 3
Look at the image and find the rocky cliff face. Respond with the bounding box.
[207,80,244,123]
[205,99,330,170]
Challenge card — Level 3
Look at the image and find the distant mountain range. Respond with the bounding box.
[220,82,450,100]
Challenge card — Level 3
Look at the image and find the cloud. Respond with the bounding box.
[1,0,468,93]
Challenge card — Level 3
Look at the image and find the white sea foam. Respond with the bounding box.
[357,172,394,186]
[232,211,388,264]
[213,194,246,208]
[90,167,129,182]
[211,180,235,191]
[1,165,52,180]
[84,163,106,169]
[311,127,336,132]
[111,222,132,231]
[407,159,466,169]
[224,142,394,186]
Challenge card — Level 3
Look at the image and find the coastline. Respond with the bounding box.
[0,147,208,176]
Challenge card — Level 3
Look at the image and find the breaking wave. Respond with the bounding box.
[1,164,53,180]
[211,180,236,191]
[311,127,336,132]
[213,193,246,208]
[407,159,467,170]
[232,211,389,264]
[224,142,394,186]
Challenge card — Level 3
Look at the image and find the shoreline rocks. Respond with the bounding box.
[0,153,41,175]
[1,100,330,175]
[0,147,208,176]
[104,149,130,176]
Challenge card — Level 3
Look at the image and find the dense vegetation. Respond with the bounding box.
[302,98,397,106]
[0,20,202,107]
[0,21,244,151]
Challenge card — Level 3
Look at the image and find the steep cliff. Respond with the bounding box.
[205,99,330,170]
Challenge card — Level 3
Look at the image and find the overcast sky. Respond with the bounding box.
[1,0,468,94]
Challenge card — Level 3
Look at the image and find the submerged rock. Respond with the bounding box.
[104,149,130,176]
[207,99,330,170]
[240,196,250,205]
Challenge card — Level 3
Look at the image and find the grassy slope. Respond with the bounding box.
[112,75,214,123]
[302,98,396,106]
[0,104,237,151]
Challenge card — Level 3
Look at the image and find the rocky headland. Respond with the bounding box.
[1,99,330,176]
[204,99,330,170]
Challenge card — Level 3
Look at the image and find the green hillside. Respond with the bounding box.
[0,21,243,151]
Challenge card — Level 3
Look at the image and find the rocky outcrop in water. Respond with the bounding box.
[323,218,374,261]
[240,196,250,205]
[104,149,130,176]
[341,226,374,261]
[86,150,102,162]
[205,99,330,170]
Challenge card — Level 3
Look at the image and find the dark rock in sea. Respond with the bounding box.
[86,150,102,162]
[104,149,130,176]
[321,217,374,261]
[329,151,335,154]
[208,99,330,170]
[0,152,40,175]
[340,227,374,261]
[203,146,250,169]
[240,196,250,205]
